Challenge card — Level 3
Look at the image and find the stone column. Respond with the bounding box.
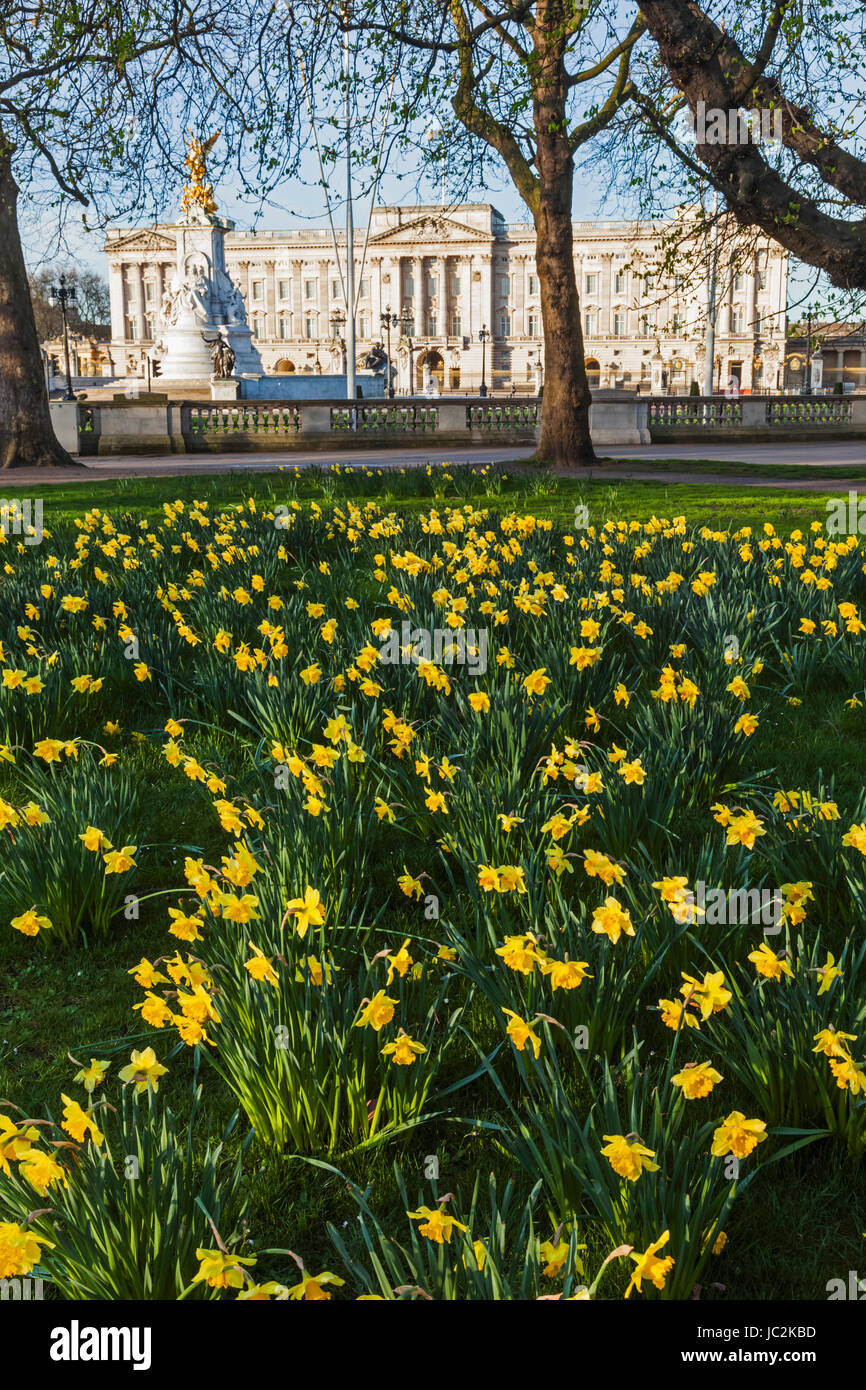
[108,263,125,345]
[291,260,303,338]
[600,254,613,337]
[745,264,756,338]
[480,254,492,335]
[266,260,277,342]
[465,256,474,338]
[371,256,383,325]
[319,258,329,341]
[132,264,148,343]
[413,255,424,336]
[245,264,256,338]
[382,257,396,317]
[516,254,526,336]
[437,255,447,336]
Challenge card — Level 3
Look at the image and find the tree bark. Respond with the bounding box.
[533,165,595,466]
[532,5,595,466]
[0,130,80,469]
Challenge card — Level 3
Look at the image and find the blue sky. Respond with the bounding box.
[20,135,829,318]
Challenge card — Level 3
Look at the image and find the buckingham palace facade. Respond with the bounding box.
[104,202,788,394]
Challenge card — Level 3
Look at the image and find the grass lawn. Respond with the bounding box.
[1,461,865,1303]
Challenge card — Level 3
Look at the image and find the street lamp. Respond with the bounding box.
[398,306,414,395]
[380,305,399,398]
[478,324,490,398]
[47,272,78,401]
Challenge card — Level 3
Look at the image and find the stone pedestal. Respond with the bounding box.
[155,207,262,381]
[210,377,240,400]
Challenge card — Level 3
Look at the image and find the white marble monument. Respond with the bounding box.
[152,134,261,382]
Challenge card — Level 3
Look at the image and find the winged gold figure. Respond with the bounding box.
[180,131,221,218]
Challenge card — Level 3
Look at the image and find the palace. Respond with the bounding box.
[104,202,789,394]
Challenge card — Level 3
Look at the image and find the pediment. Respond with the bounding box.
[370,214,492,246]
[106,228,177,254]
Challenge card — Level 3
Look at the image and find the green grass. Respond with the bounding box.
[2,460,865,1301]
[1,460,859,535]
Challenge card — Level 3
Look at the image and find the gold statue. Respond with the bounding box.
[180,131,220,218]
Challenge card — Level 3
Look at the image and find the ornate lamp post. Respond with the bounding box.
[478,324,490,397]
[803,309,815,394]
[398,306,414,394]
[47,272,78,401]
[380,304,398,398]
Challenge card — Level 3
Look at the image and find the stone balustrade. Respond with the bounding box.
[49,390,866,458]
[647,394,866,440]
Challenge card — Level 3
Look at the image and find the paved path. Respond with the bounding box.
[2,439,864,489]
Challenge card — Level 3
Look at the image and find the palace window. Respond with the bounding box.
[358,315,368,339]
[331,278,341,300]
[304,316,315,339]
[145,281,156,302]
[528,274,538,295]
[613,311,625,337]
[731,308,745,333]
[500,275,510,298]
[278,317,290,339]
[427,314,438,336]
[451,313,462,336]
[359,278,370,299]
[405,275,414,298]
[528,312,540,337]
[304,279,316,300]
[278,279,290,300]
[252,281,264,301]
[614,271,626,294]
[585,273,598,295]
[500,313,510,337]
[452,274,462,295]
[734,273,746,291]
[428,275,438,296]
[584,310,597,335]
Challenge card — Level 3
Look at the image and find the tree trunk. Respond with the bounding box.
[532,11,595,467]
[0,130,80,469]
[534,187,595,466]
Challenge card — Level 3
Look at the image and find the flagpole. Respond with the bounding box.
[342,1,356,408]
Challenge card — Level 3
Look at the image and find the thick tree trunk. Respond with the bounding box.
[532,11,595,467]
[0,130,80,469]
[534,187,595,466]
